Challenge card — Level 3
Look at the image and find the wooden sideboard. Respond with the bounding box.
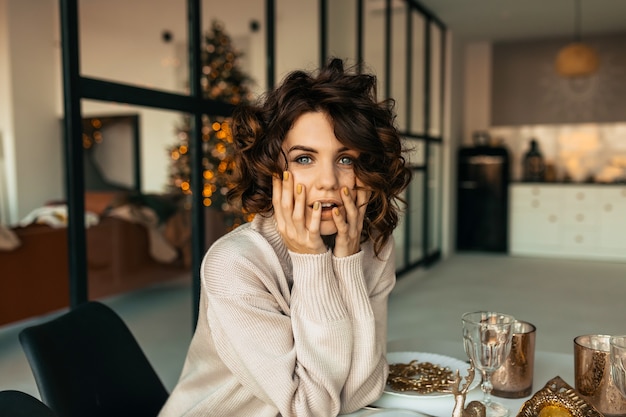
[0,217,188,326]
[509,183,626,261]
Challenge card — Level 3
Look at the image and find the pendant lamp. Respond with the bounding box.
[554,0,599,78]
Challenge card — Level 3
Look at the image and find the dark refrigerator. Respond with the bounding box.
[456,145,510,252]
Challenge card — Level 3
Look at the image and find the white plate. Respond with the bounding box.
[370,351,481,417]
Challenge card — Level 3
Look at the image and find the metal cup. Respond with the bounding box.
[574,334,626,416]
[491,320,536,398]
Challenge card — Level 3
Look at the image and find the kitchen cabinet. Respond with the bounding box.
[509,184,626,261]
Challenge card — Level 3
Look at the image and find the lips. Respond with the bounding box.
[308,200,342,221]
[310,200,341,211]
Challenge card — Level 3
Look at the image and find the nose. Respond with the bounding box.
[315,165,339,190]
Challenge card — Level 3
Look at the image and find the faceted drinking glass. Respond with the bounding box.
[462,311,515,417]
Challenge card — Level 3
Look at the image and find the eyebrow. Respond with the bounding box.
[286,145,352,154]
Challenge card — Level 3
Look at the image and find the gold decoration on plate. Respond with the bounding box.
[517,376,602,417]
[387,360,455,394]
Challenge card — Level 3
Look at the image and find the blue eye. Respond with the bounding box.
[339,156,353,165]
[295,155,312,165]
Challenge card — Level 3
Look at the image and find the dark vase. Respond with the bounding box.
[523,139,545,182]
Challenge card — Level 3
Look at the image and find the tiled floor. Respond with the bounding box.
[2,253,625,400]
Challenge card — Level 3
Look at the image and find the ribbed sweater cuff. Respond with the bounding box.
[289,250,347,322]
[333,251,372,317]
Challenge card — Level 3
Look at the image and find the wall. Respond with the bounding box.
[437,35,495,257]
[0,0,13,224]
[443,34,466,258]
[462,42,491,145]
[275,0,319,78]
[0,0,63,224]
[482,33,626,183]
[492,33,626,126]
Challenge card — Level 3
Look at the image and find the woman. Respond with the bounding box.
[159,58,412,417]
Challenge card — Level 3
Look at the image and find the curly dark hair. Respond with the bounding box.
[228,58,412,256]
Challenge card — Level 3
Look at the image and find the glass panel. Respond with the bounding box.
[79,0,189,95]
[393,189,407,270]
[363,0,386,101]
[275,0,320,80]
[82,114,140,193]
[81,100,195,298]
[169,113,250,230]
[390,3,408,131]
[202,0,266,97]
[429,22,443,137]
[408,171,424,264]
[410,11,425,135]
[403,138,425,167]
[82,100,183,194]
[427,142,442,254]
[327,0,357,61]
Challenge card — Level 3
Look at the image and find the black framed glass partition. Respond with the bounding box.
[59,0,275,326]
[322,0,447,275]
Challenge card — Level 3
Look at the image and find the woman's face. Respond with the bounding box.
[281,111,360,236]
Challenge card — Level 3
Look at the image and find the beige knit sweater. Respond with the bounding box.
[158,214,396,417]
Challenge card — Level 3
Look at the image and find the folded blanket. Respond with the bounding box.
[19,205,100,228]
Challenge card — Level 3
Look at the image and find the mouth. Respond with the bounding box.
[311,201,341,213]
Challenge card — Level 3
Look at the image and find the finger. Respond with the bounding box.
[309,200,322,238]
[292,183,307,232]
[332,205,349,235]
[340,186,359,229]
[280,171,296,233]
[280,171,294,211]
[272,174,285,229]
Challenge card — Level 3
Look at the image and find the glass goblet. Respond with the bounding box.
[462,311,516,417]
[610,335,626,398]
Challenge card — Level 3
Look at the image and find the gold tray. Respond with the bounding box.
[517,376,602,417]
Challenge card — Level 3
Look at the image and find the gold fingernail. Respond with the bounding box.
[313,201,320,210]
[296,184,302,194]
[343,187,350,196]
[333,207,340,216]
[283,171,289,181]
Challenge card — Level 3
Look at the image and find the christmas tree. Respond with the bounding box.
[167,20,255,229]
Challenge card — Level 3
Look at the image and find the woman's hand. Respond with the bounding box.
[272,171,326,254]
[332,182,371,258]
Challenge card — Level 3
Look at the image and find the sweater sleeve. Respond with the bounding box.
[202,238,356,417]
[331,240,397,413]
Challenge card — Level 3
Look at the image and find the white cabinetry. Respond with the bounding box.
[510,184,626,261]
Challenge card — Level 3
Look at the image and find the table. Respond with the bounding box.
[342,339,576,417]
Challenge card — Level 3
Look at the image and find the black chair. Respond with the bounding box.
[0,390,58,417]
[19,301,169,417]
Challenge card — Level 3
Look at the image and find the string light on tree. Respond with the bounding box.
[167,20,255,229]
